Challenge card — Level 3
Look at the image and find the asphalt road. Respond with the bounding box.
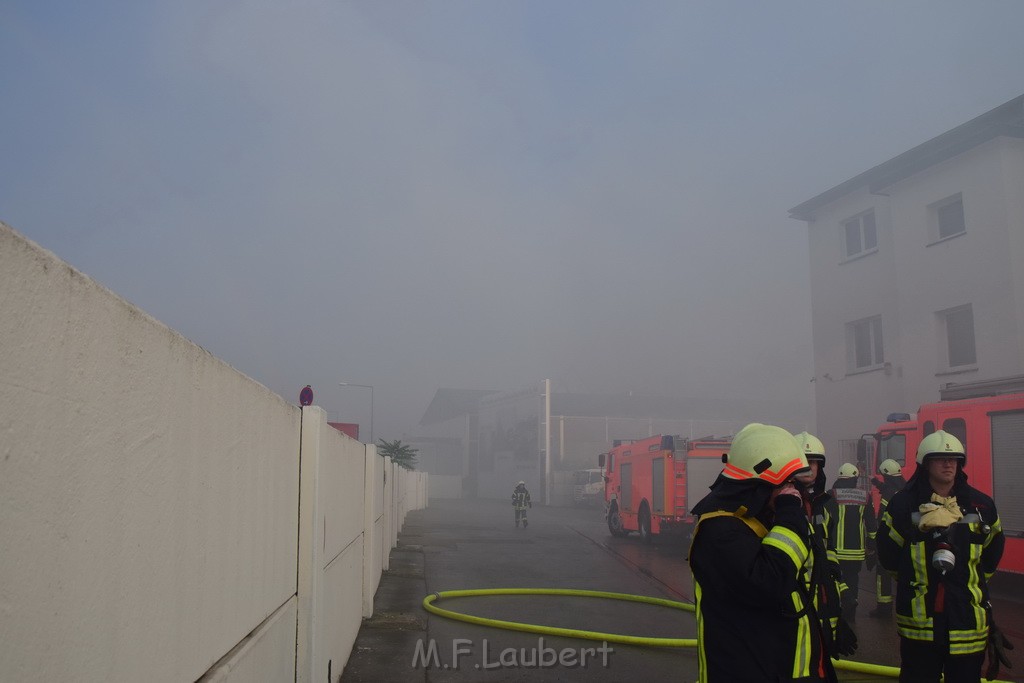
[342,497,1024,682]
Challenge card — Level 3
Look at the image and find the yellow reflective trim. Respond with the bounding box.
[764,527,809,569]
[909,542,929,624]
[966,543,985,630]
[897,628,933,641]
[950,628,987,642]
[790,592,811,679]
[694,580,708,683]
[881,511,904,547]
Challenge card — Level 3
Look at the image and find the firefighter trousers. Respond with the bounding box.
[899,637,983,683]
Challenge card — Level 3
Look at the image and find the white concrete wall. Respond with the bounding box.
[0,224,301,682]
[297,407,366,683]
[197,598,298,683]
[0,223,428,682]
[362,444,384,618]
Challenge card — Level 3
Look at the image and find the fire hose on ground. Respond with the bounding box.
[422,588,1012,682]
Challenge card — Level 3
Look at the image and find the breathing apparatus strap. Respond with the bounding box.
[693,506,769,538]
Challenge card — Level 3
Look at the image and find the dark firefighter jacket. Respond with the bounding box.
[867,474,905,544]
[806,486,845,639]
[876,470,1004,654]
[690,478,835,682]
[511,487,531,510]
[829,476,877,562]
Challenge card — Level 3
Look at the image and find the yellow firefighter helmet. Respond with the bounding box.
[723,423,808,485]
[916,430,965,464]
[837,463,859,478]
[878,458,902,476]
[793,431,826,462]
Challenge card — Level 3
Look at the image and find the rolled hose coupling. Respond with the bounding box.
[930,529,955,574]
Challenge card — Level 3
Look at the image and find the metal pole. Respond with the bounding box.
[544,378,551,506]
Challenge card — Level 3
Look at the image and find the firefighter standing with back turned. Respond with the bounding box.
[689,423,837,682]
[830,462,876,623]
[876,431,1010,682]
[512,480,531,528]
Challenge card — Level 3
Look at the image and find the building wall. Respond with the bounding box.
[0,223,427,681]
[805,136,1024,464]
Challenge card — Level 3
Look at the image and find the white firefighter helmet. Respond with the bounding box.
[916,430,965,465]
[722,423,808,485]
[517,480,525,486]
[793,431,826,463]
[878,458,902,477]
[837,462,859,478]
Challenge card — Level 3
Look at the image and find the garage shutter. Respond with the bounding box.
[992,411,1024,536]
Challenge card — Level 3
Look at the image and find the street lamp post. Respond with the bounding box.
[338,382,374,444]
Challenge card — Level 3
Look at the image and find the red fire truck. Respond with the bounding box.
[861,375,1024,574]
[597,434,730,542]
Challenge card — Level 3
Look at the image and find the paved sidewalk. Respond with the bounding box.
[341,498,698,682]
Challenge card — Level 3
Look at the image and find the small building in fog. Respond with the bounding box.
[789,94,1024,463]
[408,381,809,503]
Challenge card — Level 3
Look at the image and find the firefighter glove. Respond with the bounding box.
[864,550,877,572]
[772,493,809,540]
[834,618,858,658]
[985,624,1014,680]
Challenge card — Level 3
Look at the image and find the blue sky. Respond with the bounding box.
[2,1,1023,436]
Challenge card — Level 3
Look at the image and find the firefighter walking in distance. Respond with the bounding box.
[793,432,857,660]
[830,462,876,623]
[512,481,532,528]
[689,423,838,682]
[876,431,1009,682]
[868,458,905,618]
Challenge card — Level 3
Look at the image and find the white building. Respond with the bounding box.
[789,94,1024,465]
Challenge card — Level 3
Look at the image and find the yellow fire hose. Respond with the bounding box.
[422,588,1012,682]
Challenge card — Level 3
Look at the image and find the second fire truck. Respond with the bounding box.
[861,374,1024,574]
[597,434,731,541]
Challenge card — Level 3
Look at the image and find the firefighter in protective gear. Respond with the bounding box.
[689,423,837,682]
[830,462,876,623]
[877,431,1006,682]
[868,458,905,618]
[512,481,532,528]
[793,432,857,659]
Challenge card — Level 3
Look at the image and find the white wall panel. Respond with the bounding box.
[0,224,300,682]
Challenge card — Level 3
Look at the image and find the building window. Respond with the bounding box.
[939,304,976,368]
[930,193,965,241]
[847,315,884,371]
[842,210,877,259]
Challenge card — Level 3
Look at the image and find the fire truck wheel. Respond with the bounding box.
[639,505,653,544]
[607,504,627,538]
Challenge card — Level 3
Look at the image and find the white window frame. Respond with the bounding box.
[928,193,965,244]
[840,209,878,261]
[937,304,977,371]
[846,315,884,372]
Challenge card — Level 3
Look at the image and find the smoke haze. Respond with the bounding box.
[2,2,1023,436]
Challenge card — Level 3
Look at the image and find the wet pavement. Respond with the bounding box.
[342,498,1024,682]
